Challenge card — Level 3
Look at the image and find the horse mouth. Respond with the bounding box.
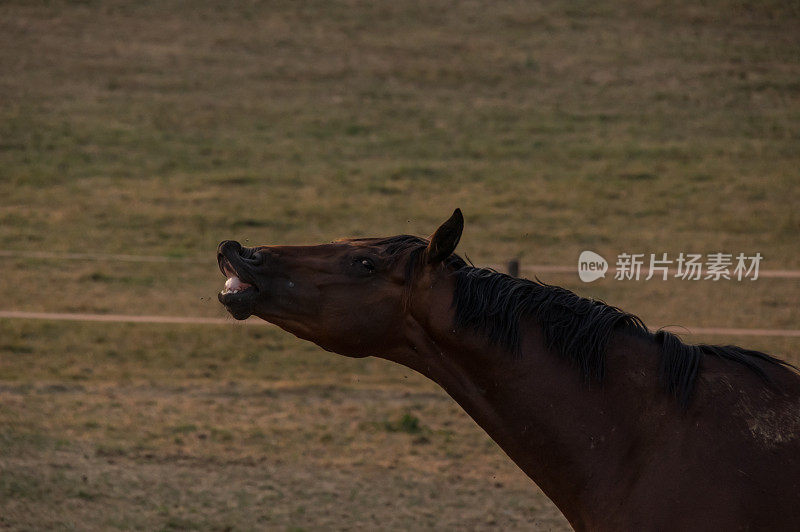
[217,244,260,320]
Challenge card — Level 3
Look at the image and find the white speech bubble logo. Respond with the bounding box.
[578,251,608,283]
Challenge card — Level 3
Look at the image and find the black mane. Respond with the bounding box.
[452,267,793,408]
[371,236,792,408]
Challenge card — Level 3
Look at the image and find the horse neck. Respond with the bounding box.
[397,305,660,530]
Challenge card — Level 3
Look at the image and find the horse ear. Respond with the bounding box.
[426,208,464,264]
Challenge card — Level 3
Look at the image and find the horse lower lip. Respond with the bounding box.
[218,289,256,320]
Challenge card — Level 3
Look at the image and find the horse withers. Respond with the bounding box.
[217,209,800,531]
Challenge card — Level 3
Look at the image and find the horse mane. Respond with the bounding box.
[372,235,792,408]
[452,267,794,408]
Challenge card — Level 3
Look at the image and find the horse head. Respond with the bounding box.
[217,209,465,358]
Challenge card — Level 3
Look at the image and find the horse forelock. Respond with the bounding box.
[370,234,465,311]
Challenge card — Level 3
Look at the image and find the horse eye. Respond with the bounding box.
[358,258,375,271]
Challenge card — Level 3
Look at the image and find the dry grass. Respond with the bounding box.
[1,0,799,529]
[0,321,567,530]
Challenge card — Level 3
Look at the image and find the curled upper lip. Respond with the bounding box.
[217,241,260,289]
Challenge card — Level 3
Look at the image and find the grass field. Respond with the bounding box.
[1,0,799,529]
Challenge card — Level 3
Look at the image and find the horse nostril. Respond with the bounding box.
[242,251,263,265]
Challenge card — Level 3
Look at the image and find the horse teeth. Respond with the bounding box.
[224,276,253,293]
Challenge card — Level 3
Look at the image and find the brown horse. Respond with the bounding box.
[217,209,800,531]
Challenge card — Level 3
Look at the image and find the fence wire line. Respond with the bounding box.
[3,250,799,278]
[0,250,197,263]
[485,264,800,279]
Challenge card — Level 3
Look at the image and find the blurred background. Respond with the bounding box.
[1,1,798,529]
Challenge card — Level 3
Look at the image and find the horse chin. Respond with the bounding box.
[218,288,258,320]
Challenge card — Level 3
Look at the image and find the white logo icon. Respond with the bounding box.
[578,251,608,283]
